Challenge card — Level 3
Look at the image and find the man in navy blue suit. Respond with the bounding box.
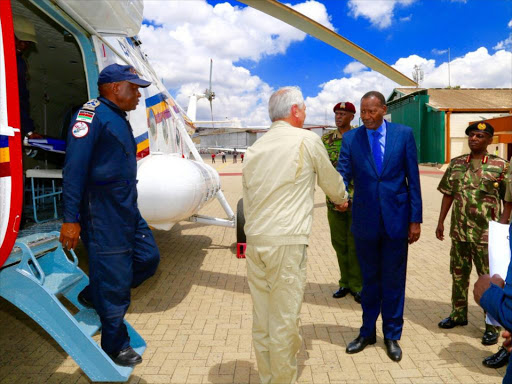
[337,91,422,362]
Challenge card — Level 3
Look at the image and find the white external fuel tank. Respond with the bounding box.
[136,154,221,231]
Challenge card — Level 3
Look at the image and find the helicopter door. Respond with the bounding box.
[0,0,23,264]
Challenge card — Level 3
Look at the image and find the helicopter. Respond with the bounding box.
[0,0,415,381]
[0,0,415,263]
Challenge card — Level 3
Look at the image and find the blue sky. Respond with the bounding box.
[209,0,511,97]
[140,0,512,125]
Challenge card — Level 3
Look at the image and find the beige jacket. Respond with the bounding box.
[242,120,347,246]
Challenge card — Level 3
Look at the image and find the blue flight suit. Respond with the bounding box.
[480,223,512,384]
[63,96,160,355]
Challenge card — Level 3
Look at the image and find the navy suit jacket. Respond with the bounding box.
[337,121,422,240]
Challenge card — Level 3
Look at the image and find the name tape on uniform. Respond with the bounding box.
[76,110,95,123]
[72,121,89,138]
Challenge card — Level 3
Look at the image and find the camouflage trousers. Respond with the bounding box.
[450,240,499,333]
[327,208,362,293]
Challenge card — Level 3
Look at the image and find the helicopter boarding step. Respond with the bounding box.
[0,231,145,382]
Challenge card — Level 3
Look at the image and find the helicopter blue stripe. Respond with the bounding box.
[145,93,167,108]
[134,132,149,144]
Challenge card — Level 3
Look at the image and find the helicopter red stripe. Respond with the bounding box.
[0,0,24,265]
[0,162,10,177]
[136,147,150,160]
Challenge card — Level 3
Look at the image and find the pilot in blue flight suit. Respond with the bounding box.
[59,64,160,367]
[475,222,512,384]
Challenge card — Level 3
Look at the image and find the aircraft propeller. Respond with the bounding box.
[205,59,216,127]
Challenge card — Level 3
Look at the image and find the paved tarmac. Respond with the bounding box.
[0,157,507,384]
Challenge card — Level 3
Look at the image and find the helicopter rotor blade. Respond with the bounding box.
[237,0,416,86]
[209,59,213,95]
[209,99,215,129]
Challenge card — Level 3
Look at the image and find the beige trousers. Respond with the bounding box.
[246,244,308,384]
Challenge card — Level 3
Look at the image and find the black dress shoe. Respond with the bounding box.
[352,291,362,304]
[483,347,509,369]
[109,346,142,367]
[77,290,94,309]
[333,287,351,299]
[346,334,376,354]
[438,317,468,329]
[384,339,402,362]
[482,330,499,346]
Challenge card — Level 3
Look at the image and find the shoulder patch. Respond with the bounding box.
[488,154,507,163]
[72,122,89,138]
[82,99,101,111]
[452,155,468,164]
[76,110,95,123]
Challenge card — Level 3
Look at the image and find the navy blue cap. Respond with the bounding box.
[97,64,151,88]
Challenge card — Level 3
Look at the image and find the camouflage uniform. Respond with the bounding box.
[322,130,362,293]
[438,154,509,330]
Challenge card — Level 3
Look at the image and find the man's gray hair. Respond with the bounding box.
[268,86,305,122]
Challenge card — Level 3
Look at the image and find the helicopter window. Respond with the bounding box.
[162,116,170,145]
[175,121,182,152]
[148,108,158,142]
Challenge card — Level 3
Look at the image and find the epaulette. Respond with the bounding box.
[487,154,508,167]
[82,99,101,111]
[321,130,333,139]
[487,153,507,161]
[452,155,468,165]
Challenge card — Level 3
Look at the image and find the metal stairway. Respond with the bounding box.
[0,232,146,382]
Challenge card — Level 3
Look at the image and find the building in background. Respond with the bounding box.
[193,124,336,151]
[472,114,512,160]
[386,88,512,164]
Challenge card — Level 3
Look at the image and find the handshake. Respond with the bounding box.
[334,201,350,212]
[331,192,350,212]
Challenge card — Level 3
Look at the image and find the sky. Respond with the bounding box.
[139,0,512,126]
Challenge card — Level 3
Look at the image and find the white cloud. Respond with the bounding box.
[494,37,512,51]
[140,0,333,126]
[139,0,512,128]
[347,0,416,29]
[509,19,512,28]
[344,61,367,74]
[399,15,412,22]
[305,48,512,124]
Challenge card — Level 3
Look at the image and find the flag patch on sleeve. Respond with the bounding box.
[76,110,95,123]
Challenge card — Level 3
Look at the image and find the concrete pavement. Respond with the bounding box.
[0,159,506,384]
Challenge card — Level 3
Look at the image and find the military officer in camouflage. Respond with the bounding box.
[322,101,363,303]
[436,121,510,345]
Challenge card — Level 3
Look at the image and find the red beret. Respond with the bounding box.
[333,101,356,114]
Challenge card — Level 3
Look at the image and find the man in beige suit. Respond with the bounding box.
[242,86,348,384]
